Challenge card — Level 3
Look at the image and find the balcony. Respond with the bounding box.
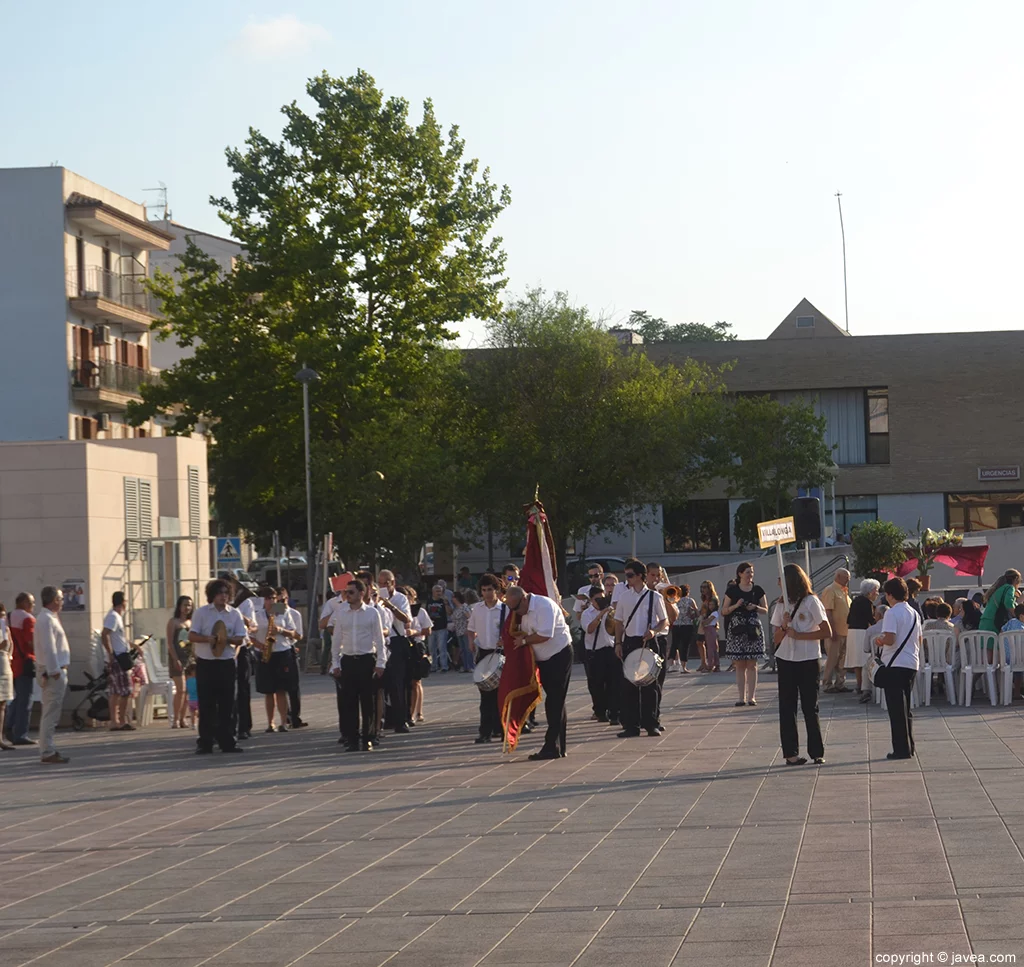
[65,193,173,251]
[71,357,158,409]
[67,266,160,331]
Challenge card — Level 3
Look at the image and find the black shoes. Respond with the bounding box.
[607,716,620,726]
[646,728,661,737]
[237,732,251,740]
[616,729,641,738]
[528,747,561,761]
[886,752,914,760]
[394,725,411,734]
[195,747,213,755]
[521,722,534,734]
[223,747,244,754]
[474,736,491,744]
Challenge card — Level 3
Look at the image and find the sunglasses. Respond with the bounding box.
[344,589,360,597]
[624,571,636,579]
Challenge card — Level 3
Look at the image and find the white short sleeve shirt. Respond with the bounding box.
[771,596,828,663]
[879,601,921,670]
[103,608,128,655]
[191,604,247,661]
[519,594,572,662]
[581,605,614,650]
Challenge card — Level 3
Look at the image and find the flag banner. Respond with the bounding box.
[895,545,989,579]
[498,497,559,752]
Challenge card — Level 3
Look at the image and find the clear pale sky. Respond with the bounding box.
[4,0,1022,344]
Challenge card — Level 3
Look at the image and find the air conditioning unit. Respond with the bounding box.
[96,413,111,431]
[93,324,112,345]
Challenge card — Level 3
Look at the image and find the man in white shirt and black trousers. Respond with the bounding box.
[614,558,669,738]
[378,570,412,734]
[330,578,387,751]
[189,579,248,754]
[467,574,507,743]
[581,585,621,725]
[506,585,573,760]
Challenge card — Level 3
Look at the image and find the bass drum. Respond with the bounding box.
[622,647,662,687]
[473,652,505,692]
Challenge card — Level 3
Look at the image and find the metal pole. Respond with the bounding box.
[804,541,811,583]
[302,371,315,637]
[836,190,849,332]
[630,508,637,559]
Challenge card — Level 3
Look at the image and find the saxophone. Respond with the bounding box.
[261,613,277,663]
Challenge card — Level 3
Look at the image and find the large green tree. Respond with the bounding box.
[626,309,736,343]
[465,289,727,583]
[722,395,836,548]
[134,70,509,572]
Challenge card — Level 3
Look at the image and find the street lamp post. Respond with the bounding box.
[296,364,320,637]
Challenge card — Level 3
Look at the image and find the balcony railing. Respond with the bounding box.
[67,266,159,315]
[71,358,158,396]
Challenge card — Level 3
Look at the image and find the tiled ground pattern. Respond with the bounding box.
[3,669,1024,967]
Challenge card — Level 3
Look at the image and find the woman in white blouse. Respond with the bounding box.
[771,564,833,766]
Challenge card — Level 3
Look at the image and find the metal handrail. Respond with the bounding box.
[810,553,850,589]
[66,266,158,314]
[70,357,157,395]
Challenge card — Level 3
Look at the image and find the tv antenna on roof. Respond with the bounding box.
[835,190,849,333]
[144,182,169,221]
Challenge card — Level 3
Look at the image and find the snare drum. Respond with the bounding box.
[473,652,505,692]
[622,647,662,687]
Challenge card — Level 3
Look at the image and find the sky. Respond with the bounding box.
[4,0,1023,345]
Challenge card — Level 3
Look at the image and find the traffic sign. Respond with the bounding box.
[216,537,242,566]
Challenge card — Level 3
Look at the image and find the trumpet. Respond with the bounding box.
[261,613,277,663]
[661,585,684,603]
[604,605,617,636]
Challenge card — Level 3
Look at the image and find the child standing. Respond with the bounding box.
[185,664,199,729]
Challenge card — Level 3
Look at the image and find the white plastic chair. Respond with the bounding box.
[136,640,175,727]
[920,631,957,706]
[999,632,1024,706]
[958,631,1000,707]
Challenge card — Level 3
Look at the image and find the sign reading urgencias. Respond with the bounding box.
[757,516,797,549]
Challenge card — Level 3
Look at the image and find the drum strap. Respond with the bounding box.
[623,590,651,636]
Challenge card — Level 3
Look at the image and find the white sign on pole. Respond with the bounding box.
[757,516,797,614]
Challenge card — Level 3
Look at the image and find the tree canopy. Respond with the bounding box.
[133,69,509,570]
[625,309,736,343]
[464,290,727,579]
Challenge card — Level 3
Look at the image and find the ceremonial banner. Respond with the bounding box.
[896,544,989,579]
[498,497,558,752]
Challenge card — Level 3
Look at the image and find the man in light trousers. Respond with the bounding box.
[36,585,71,764]
[820,568,852,693]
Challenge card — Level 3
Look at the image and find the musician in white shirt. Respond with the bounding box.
[506,585,573,760]
[467,575,508,744]
[581,585,621,725]
[613,558,669,738]
[189,579,247,754]
[232,587,258,741]
[275,587,306,729]
[572,564,604,617]
[378,570,412,734]
[328,579,386,751]
[253,586,297,733]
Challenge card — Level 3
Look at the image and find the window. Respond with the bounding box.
[187,466,201,536]
[866,388,890,464]
[796,315,815,328]
[825,495,878,537]
[948,493,1024,533]
[124,477,153,560]
[663,500,731,552]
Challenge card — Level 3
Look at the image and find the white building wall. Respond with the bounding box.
[876,493,946,534]
[0,168,71,440]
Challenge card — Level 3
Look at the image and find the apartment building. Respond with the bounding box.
[0,166,173,442]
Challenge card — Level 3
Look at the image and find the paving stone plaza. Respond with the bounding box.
[3,670,1024,967]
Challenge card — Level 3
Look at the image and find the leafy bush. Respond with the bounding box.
[851,519,907,579]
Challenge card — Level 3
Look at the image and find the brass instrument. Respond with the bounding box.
[661,585,683,603]
[604,606,617,636]
[261,613,277,663]
[211,619,228,658]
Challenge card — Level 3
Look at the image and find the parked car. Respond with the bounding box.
[564,556,628,586]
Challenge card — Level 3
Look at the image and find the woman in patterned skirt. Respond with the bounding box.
[721,562,767,706]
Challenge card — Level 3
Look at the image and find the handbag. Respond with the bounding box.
[867,617,918,689]
[115,650,135,672]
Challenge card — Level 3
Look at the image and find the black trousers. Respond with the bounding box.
[670,625,694,661]
[476,649,502,737]
[340,654,377,743]
[197,657,237,751]
[385,637,408,730]
[620,637,658,732]
[654,635,669,723]
[287,648,302,724]
[233,646,253,737]
[536,645,572,754]
[587,647,621,720]
[334,672,347,737]
[777,657,824,760]
[883,666,917,757]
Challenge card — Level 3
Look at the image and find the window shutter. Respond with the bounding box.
[125,477,140,560]
[187,466,201,536]
[139,479,153,540]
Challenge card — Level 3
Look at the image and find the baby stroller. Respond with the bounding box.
[69,666,111,730]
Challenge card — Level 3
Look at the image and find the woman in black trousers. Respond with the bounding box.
[770,564,832,766]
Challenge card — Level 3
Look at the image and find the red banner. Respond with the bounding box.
[497,499,557,752]
[895,545,989,579]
